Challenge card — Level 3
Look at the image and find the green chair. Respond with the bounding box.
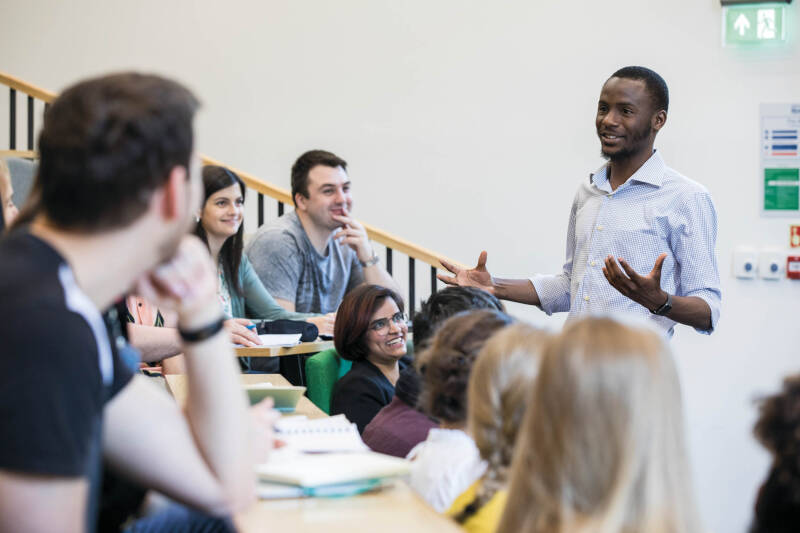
[304,348,352,414]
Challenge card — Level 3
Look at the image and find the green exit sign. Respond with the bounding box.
[723,4,787,46]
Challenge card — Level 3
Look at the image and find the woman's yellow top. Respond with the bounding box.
[446,480,508,533]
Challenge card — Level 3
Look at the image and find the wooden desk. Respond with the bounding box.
[164,374,327,419]
[235,481,462,533]
[234,339,333,357]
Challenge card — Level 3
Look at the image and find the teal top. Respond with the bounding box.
[221,255,317,321]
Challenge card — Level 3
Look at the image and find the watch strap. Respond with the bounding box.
[652,293,673,316]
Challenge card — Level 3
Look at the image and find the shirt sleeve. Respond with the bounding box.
[671,190,722,334]
[530,194,578,314]
[245,230,303,304]
[0,307,106,477]
[240,256,315,321]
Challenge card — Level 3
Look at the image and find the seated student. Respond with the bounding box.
[331,284,408,433]
[446,323,548,533]
[245,149,400,314]
[749,374,800,533]
[497,317,702,533]
[0,158,19,230]
[193,165,336,371]
[408,309,513,512]
[0,73,260,532]
[362,286,505,457]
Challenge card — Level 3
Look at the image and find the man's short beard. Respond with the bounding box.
[600,125,653,162]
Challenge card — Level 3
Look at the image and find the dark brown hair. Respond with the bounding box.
[194,165,246,295]
[334,284,404,362]
[291,149,347,207]
[416,309,513,424]
[36,72,199,231]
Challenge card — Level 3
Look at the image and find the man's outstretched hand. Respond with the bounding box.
[437,251,496,294]
[602,253,668,312]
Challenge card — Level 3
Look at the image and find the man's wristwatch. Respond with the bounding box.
[359,254,380,268]
[651,293,673,316]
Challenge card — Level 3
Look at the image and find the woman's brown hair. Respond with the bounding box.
[416,309,513,424]
[334,284,404,362]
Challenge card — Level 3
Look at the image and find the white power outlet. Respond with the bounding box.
[759,250,785,280]
[732,248,758,279]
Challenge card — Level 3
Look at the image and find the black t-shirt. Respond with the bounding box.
[331,358,408,434]
[0,231,135,531]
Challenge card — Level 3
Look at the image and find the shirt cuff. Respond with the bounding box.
[530,274,571,315]
[683,288,721,335]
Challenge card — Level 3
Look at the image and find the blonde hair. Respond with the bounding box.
[497,317,702,533]
[455,323,550,523]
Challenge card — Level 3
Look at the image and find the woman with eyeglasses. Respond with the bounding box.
[331,284,408,433]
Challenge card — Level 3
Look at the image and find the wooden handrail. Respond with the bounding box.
[0,150,37,159]
[1,71,464,270]
[0,72,56,103]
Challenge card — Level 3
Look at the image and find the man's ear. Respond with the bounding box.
[294,192,308,212]
[652,110,667,133]
[160,165,188,221]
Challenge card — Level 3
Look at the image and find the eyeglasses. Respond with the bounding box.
[368,312,408,335]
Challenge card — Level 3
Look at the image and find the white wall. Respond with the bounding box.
[2,1,799,530]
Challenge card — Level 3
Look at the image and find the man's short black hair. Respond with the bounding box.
[291,150,347,207]
[36,72,199,231]
[412,286,505,349]
[610,66,669,113]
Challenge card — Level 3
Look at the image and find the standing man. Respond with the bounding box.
[440,66,720,336]
[246,150,400,317]
[0,73,256,532]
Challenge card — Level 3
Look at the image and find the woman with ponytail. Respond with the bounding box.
[408,309,513,512]
[447,323,549,533]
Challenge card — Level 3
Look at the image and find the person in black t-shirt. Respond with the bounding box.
[0,73,260,533]
[331,285,409,433]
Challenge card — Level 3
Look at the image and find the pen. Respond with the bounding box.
[246,324,257,332]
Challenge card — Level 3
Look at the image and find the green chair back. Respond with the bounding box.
[304,348,352,414]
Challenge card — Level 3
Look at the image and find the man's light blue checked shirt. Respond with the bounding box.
[531,150,721,337]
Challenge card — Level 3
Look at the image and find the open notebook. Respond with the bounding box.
[274,414,367,453]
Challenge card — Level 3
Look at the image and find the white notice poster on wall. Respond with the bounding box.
[760,103,800,217]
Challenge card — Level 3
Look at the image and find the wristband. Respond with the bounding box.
[359,254,380,268]
[178,317,225,343]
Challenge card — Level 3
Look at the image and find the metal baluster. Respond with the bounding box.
[278,202,284,216]
[258,192,264,226]
[385,248,393,275]
[408,257,415,317]
[430,266,437,295]
[9,88,16,149]
[27,96,34,150]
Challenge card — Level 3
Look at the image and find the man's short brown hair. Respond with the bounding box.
[36,72,199,231]
[290,150,347,207]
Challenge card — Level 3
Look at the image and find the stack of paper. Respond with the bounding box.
[256,449,410,498]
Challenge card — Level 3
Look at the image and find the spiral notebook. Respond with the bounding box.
[274,414,368,453]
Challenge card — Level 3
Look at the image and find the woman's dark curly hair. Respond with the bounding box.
[416,309,512,424]
[750,374,800,533]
